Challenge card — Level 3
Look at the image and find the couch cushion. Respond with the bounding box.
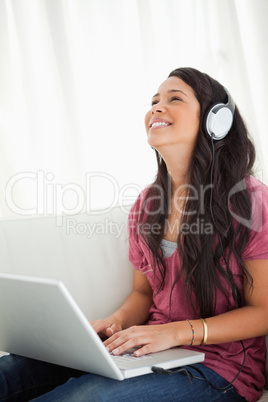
[0,207,133,320]
[259,389,268,401]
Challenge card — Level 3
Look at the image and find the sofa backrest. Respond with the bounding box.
[0,207,133,320]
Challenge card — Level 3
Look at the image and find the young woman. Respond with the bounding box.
[1,67,268,401]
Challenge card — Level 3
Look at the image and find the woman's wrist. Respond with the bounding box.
[107,310,125,331]
[186,319,205,346]
[172,319,206,346]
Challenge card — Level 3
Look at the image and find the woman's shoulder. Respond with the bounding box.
[128,186,152,239]
[246,175,268,219]
[246,175,268,192]
[129,185,153,214]
[242,175,268,260]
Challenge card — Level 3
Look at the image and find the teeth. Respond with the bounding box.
[151,121,169,128]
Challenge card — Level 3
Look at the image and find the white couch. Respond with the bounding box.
[0,206,267,400]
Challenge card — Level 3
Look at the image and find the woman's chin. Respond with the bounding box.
[147,136,165,150]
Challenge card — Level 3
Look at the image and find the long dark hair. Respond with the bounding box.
[139,67,256,318]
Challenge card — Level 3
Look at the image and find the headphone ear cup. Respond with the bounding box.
[206,104,234,140]
[204,89,235,141]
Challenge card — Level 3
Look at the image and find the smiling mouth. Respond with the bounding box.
[150,121,171,129]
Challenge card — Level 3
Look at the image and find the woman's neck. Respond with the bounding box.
[158,143,193,188]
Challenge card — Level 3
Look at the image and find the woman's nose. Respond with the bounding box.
[152,102,166,114]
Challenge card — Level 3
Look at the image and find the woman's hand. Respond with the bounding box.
[91,315,123,340]
[103,323,183,357]
[91,271,154,341]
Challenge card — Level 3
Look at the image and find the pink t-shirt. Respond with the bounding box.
[128,176,268,402]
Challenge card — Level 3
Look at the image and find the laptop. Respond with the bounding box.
[0,273,205,380]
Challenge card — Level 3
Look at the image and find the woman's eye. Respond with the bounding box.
[151,96,182,106]
[170,96,182,102]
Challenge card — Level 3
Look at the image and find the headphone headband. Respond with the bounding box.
[205,88,235,140]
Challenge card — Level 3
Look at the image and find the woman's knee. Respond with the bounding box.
[0,354,84,401]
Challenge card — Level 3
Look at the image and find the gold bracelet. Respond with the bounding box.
[201,318,208,346]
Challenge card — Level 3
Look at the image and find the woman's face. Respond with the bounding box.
[145,76,200,152]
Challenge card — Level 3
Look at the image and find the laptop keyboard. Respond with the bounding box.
[111,352,153,364]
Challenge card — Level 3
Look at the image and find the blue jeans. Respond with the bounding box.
[0,354,246,401]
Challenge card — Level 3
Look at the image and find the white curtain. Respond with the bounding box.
[0,0,267,219]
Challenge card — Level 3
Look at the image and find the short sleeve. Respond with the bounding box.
[128,190,151,271]
[128,196,145,270]
[242,177,268,261]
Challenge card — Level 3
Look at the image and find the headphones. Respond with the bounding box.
[205,88,235,140]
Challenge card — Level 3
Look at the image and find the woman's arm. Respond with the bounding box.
[104,259,268,356]
[91,270,153,338]
[191,259,268,344]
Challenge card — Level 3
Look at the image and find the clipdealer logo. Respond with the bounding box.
[5,171,142,226]
[5,171,264,233]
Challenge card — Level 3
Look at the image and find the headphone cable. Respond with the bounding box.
[152,133,246,392]
[208,133,246,390]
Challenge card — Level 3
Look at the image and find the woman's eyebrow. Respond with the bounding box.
[152,89,189,98]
